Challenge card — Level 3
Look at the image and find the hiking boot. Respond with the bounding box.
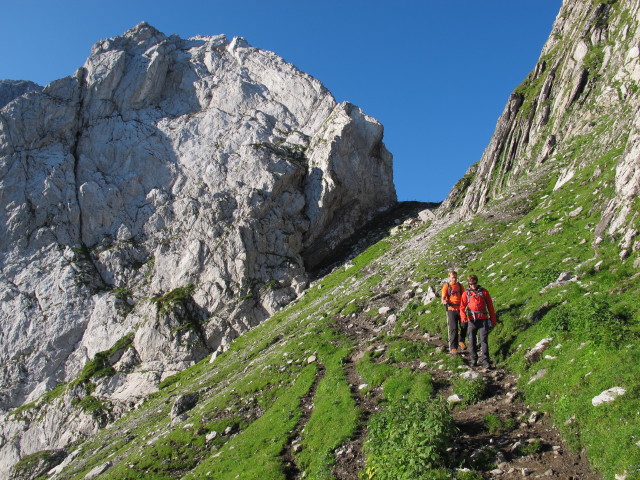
[458,341,467,351]
[449,348,458,355]
[482,360,491,369]
[470,359,478,367]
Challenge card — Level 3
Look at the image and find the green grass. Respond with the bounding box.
[452,376,488,407]
[181,365,317,480]
[69,333,134,392]
[151,284,196,315]
[295,345,359,479]
[483,413,516,435]
[24,65,640,480]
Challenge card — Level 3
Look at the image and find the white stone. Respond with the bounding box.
[528,369,547,384]
[418,209,436,222]
[573,40,589,62]
[568,206,583,217]
[554,169,575,190]
[85,462,113,479]
[422,286,437,305]
[592,387,627,406]
[525,338,553,364]
[460,370,481,380]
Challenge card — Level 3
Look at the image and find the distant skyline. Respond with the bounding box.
[0,0,562,202]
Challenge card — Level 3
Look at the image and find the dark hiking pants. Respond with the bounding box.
[446,309,466,351]
[467,319,490,364]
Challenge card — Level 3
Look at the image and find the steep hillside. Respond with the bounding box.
[2,0,640,479]
[442,0,640,240]
[11,161,638,479]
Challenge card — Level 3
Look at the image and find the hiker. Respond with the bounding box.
[441,270,466,355]
[460,274,496,368]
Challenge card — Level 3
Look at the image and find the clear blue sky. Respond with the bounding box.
[0,0,561,202]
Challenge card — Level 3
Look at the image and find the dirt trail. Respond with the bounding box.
[302,203,600,478]
[447,352,598,479]
[282,364,326,480]
[328,290,600,479]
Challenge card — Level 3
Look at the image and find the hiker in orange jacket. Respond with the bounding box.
[460,274,496,368]
[441,270,466,355]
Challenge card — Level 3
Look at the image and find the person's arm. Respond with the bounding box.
[485,289,497,326]
[441,284,448,305]
[459,292,468,322]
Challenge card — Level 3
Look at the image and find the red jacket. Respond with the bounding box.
[460,286,496,326]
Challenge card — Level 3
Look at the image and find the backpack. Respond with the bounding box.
[466,287,488,319]
[444,282,463,306]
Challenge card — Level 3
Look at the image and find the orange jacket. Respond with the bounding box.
[460,286,496,325]
[442,282,465,311]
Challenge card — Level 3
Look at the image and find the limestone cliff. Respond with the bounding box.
[0,80,42,109]
[0,23,396,412]
[440,0,640,255]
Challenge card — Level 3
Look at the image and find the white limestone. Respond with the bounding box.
[0,22,396,476]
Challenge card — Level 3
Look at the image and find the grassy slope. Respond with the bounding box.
[43,136,638,479]
[14,4,640,480]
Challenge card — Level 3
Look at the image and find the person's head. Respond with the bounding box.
[448,270,458,283]
[467,274,478,287]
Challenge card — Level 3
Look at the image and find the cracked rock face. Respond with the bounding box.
[439,0,640,242]
[0,80,42,109]
[0,22,396,411]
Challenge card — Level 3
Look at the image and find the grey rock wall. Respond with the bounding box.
[0,80,42,109]
[439,0,640,242]
[0,22,396,414]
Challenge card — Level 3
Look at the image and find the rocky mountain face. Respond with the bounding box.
[0,24,395,412]
[0,80,42,109]
[2,0,640,478]
[441,0,640,255]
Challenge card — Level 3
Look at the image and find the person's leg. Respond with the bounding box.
[458,314,467,349]
[479,321,490,366]
[447,310,459,352]
[467,320,478,364]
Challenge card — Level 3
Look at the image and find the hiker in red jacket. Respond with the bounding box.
[460,274,496,368]
[441,270,466,354]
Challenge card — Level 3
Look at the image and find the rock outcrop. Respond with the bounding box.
[0,80,42,109]
[0,22,396,414]
[440,0,640,250]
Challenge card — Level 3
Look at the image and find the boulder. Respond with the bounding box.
[592,387,627,406]
[525,338,553,364]
[170,393,199,419]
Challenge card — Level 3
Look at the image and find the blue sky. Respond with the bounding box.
[0,0,561,202]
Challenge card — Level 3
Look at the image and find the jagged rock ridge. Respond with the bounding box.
[441,0,640,251]
[0,21,396,415]
[0,80,42,109]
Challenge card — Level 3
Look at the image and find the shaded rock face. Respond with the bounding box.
[440,0,640,242]
[0,23,396,410]
[0,80,42,109]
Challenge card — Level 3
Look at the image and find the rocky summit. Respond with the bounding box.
[0,22,395,413]
[2,1,640,479]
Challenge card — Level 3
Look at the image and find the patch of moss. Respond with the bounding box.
[69,333,134,391]
[152,284,196,315]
